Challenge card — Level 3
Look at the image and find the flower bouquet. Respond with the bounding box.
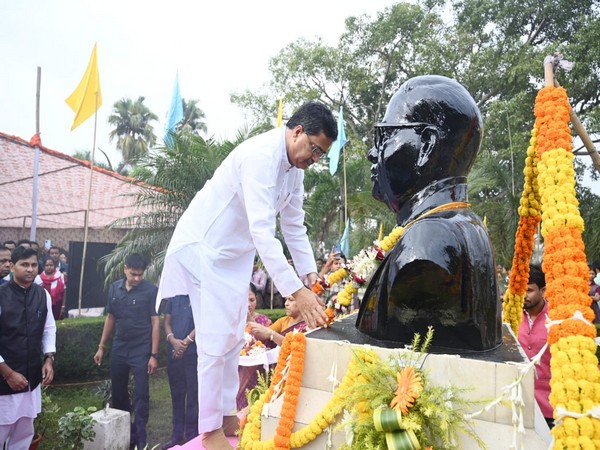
[240,329,267,357]
[337,327,484,449]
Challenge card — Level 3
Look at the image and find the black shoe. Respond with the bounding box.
[136,442,148,450]
[161,438,184,449]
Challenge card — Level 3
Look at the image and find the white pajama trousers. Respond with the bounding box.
[196,342,244,433]
[0,417,34,450]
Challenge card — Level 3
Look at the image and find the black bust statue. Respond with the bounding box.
[356,75,502,352]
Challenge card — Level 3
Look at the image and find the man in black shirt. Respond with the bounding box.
[93,254,159,450]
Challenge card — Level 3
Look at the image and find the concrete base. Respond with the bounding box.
[84,407,130,450]
[259,314,551,449]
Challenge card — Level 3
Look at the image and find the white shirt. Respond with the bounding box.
[0,289,56,424]
[158,127,317,355]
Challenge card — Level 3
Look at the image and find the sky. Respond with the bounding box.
[1,0,397,166]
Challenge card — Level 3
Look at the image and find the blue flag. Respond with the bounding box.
[339,218,350,258]
[164,72,184,146]
[328,106,348,175]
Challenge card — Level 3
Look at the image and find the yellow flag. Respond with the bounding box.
[66,43,102,130]
[276,98,283,127]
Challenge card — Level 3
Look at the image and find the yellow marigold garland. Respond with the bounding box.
[502,125,542,334]
[532,85,600,448]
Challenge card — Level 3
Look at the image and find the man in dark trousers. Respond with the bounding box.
[0,246,56,449]
[93,253,159,450]
[161,295,198,449]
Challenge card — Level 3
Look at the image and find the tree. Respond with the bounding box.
[178,99,207,135]
[231,0,600,263]
[108,96,158,167]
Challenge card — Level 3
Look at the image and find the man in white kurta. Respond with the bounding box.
[157,102,338,449]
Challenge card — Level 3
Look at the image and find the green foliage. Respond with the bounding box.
[57,406,97,450]
[231,0,600,267]
[34,389,61,437]
[53,317,168,383]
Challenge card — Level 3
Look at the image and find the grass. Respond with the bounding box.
[39,369,173,449]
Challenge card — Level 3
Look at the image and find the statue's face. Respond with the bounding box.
[367,122,428,212]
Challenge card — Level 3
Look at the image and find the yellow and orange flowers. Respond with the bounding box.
[502,126,541,334]
[390,366,423,415]
[505,82,600,448]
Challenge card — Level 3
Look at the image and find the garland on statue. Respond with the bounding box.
[315,202,470,308]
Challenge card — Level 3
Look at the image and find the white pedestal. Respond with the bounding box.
[260,326,551,449]
[84,407,130,450]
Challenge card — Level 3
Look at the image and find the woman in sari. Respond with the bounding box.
[248,296,308,347]
[237,284,273,410]
[39,256,66,320]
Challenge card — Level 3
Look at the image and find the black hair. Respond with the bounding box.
[249,282,257,295]
[11,246,38,264]
[3,240,16,247]
[0,246,10,253]
[528,264,546,289]
[286,101,338,141]
[49,246,60,253]
[125,253,148,270]
[16,239,31,247]
[42,256,55,267]
[591,260,600,273]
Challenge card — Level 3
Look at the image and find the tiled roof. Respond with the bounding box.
[0,132,156,229]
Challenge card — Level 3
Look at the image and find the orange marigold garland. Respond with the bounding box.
[532,84,600,448]
[502,125,542,334]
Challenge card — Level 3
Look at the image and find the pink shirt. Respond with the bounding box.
[518,301,552,418]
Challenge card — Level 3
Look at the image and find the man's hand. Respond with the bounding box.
[42,360,54,386]
[5,371,28,391]
[306,272,319,289]
[292,286,327,329]
[171,338,188,360]
[148,356,158,375]
[93,347,103,366]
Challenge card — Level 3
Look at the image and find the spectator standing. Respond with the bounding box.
[39,256,67,320]
[48,247,67,275]
[0,247,11,286]
[93,254,159,450]
[518,264,553,428]
[2,242,16,253]
[161,295,198,449]
[0,247,56,450]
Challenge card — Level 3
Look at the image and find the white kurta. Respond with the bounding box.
[157,127,317,356]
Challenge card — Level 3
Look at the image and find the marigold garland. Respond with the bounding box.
[527,84,600,448]
[502,126,541,334]
[323,202,470,309]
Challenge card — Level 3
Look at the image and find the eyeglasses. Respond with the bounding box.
[373,122,429,149]
[305,133,327,159]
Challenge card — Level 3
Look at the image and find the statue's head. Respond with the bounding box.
[368,75,483,212]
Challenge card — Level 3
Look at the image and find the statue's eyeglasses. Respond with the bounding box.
[373,122,429,149]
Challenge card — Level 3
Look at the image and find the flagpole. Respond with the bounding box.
[77,92,99,315]
[342,146,348,223]
[30,67,42,242]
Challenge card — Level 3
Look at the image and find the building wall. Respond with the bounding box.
[0,227,127,252]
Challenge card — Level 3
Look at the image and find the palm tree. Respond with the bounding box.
[101,126,263,284]
[178,99,207,135]
[108,97,158,166]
